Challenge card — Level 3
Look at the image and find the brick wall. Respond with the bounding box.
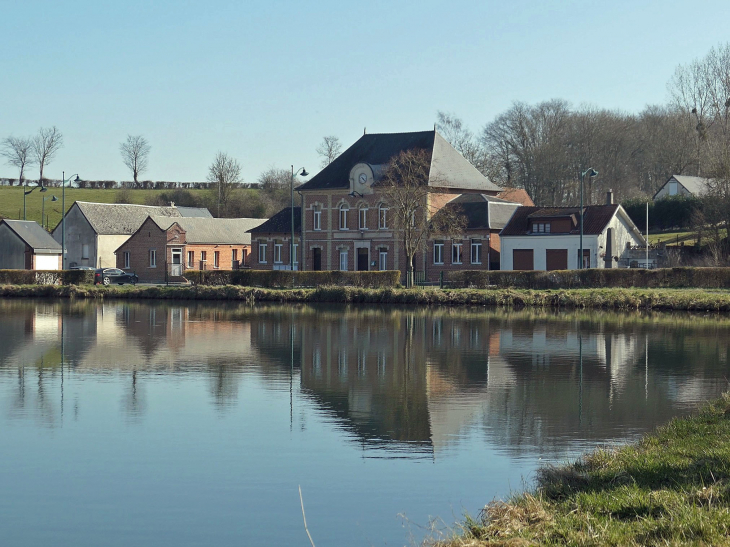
[116,217,169,282]
[184,244,251,271]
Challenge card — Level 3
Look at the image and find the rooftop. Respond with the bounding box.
[248,207,301,234]
[149,216,266,245]
[501,205,620,236]
[1,219,62,253]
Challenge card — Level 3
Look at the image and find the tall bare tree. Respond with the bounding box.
[120,135,151,187]
[32,126,63,184]
[316,136,342,168]
[1,136,35,187]
[379,149,465,287]
[207,152,242,217]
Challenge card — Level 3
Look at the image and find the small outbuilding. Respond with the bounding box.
[0,219,62,270]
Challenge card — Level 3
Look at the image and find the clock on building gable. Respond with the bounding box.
[350,163,374,195]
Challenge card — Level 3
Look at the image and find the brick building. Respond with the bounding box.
[115,216,265,282]
[248,129,528,280]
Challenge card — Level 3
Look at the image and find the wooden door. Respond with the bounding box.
[513,249,534,270]
[545,249,567,271]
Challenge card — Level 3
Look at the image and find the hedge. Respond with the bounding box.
[445,267,730,289]
[184,269,401,288]
[0,269,95,285]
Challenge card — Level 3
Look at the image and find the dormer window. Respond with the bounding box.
[532,222,551,234]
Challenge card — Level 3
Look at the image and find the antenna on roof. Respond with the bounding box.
[364,127,366,135]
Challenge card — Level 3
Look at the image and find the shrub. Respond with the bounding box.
[0,269,95,285]
[184,269,400,288]
[0,270,36,284]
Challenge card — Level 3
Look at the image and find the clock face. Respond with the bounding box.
[358,173,367,184]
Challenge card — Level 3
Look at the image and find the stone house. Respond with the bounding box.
[248,130,526,280]
[51,202,212,269]
[500,193,647,271]
[115,216,266,283]
[0,219,62,270]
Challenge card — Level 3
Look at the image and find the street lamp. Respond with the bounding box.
[61,171,80,269]
[579,168,598,269]
[23,182,47,220]
[42,194,58,229]
[290,166,308,270]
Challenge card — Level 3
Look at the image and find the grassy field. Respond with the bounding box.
[436,393,730,546]
[0,187,211,230]
[648,230,696,245]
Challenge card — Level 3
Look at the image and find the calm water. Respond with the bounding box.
[1,300,729,547]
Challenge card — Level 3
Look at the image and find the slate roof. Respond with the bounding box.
[176,206,213,218]
[297,130,501,193]
[148,216,266,245]
[500,205,620,236]
[72,202,182,235]
[439,194,521,230]
[247,207,301,234]
[1,220,62,253]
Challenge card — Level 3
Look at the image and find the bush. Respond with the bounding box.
[0,269,95,285]
[0,270,36,284]
[184,269,401,288]
[446,267,730,289]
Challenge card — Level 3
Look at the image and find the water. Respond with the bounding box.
[1,299,729,547]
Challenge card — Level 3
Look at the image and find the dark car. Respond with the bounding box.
[94,268,139,286]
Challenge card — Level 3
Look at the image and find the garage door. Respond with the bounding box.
[35,254,59,270]
[513,249,534,270]
[545,249,568,271]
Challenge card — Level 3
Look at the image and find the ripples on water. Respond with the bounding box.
[1,299,728,546]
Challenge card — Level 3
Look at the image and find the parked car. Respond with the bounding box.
[69,266,95,270]
[94,268,139,285]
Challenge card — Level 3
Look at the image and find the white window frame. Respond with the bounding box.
[149,249,157,268]
[359,206,368,230]
[123,251,130,269]
[452,242,462,264]
[82,244,90,260]
[434,242,444,265]
[187,250,194,268]
[339,250,348,271]
[339,204,349,230]
[379,250,387,271]
[545,223,551,233]
[258,243,267,263]
[214,251,220,268]
[313,207,321,231]
[471,239,482,264]
[274,242,283,263]
[379,205,388,229]
[293,243,298,265]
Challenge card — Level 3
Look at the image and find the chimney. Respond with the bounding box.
[606,190,613,205]
[170,201,175,207]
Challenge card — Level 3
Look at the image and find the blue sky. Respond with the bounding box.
[2,0,729,183]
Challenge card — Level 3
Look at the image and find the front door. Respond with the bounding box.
[357,248,369,271]
[171,248,183,276]
[312,248,322,271]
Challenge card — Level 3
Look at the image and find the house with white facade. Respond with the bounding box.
[653,175,709,200]
[500,193,646,270]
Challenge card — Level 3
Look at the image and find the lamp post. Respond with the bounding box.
[42,194,58,230]
[579,168,598,269]
[23,182,47,220]
[290,166,308,270]
[61,172,80,269]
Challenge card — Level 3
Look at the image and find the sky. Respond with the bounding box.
[2,0,730,184]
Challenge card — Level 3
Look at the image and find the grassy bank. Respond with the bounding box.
[3,284,730,312]
[438,393,730,546]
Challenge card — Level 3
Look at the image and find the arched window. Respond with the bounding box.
[358,205,368,230]
[378,204,388,229]
[339,203,349,230]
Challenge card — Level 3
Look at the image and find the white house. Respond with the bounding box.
[653,175,709,200]
[500,194,647,270]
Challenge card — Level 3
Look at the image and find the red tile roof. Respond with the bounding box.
[500,205,619,236]
[496,188,534,206]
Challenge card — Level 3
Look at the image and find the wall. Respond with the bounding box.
[33,254,61,270]
[51,204,97,269]
[98,235,130,269]
[597,209,646,269]
[0,223,28,269]
[501,234,600,270]
[115,217,168,282]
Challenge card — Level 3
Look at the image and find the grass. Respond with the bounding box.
[0,187,211,230]
[648,230,696,245]
[3,284,730,312]
[435,393,730,546]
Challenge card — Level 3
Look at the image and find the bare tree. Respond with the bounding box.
[32,126,63,184]
[436,111,490,174]
[379,149,465,287]
[207,152,242,217]
[316,136,342,168]
[1,136,35,187]
[120,135,151,187]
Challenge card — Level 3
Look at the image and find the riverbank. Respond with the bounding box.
[437,393,730,547]
[3,284,730,312]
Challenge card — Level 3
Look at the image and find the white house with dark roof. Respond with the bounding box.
[653,175,710,200]
[51,202,212,269]
[0,219,62,270]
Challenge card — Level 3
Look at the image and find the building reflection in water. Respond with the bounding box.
[1,299,729,457]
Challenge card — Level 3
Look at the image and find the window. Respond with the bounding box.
[434,241,444,264]
[274,241,283,263]
[232,249,238,263]
[258,243,267,263]
[359,206,368,229]
[313,206,321,230]
[123,251,130,269]
[339,204,349,230]
[532,222,550,233]
[379,205,388,229]
[379,250,387,271]
[214,251,220,268]
[82,244,90,259]
[452,242,462,264]
[339,250,348,271]
[293,243,298,264]
[545,223,551,233]
[471,239,482,264]
[187,251,194,268]
[149,249,156,267]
